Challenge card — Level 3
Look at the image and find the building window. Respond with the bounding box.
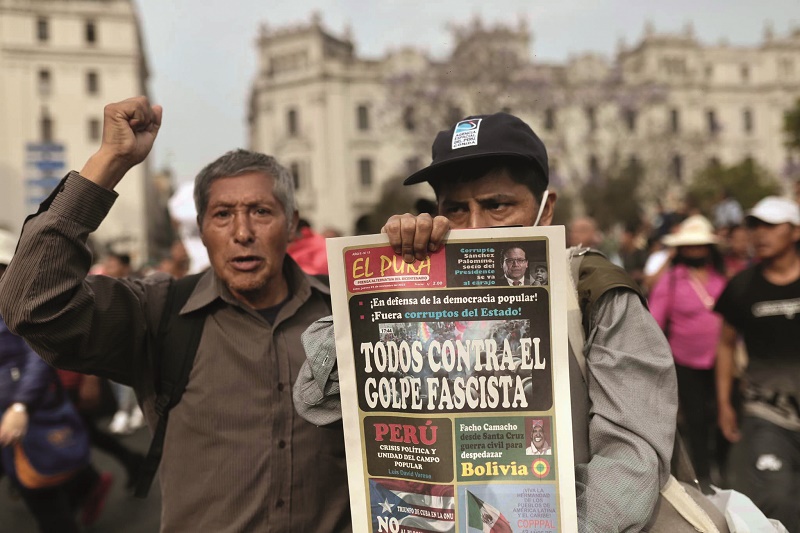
[88,118,101,141]
[585,106,596,132]
[38,69,51,96]
[624,108,637,132]
[704,64,713,80]
[784,155,797,175]
[588,154,599,178]
[85,20,97,44]
[627,155,641,173]
[290,162,301,190]
[287,108,298,137]
[40,114,53,142]
[662,57,687,76]
[544,107,556,131]
[356,104,370,131]
[671,154,683,181]
[707,109,719,136]
[402,106,416,132]
[740,64,749,83]
[37,17,49,42]
[405,156,421,175]
[743,108,753,134]
[670,108,680,133]
[86,71,99,95]
[358,158,373,188]
[780,58,795,77]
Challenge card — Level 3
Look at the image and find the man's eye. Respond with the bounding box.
[255,208,271,216]
[214,210,230,218]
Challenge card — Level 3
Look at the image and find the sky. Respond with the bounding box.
[134,0,799,183]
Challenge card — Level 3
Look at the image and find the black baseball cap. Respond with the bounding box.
[403,112,549,186]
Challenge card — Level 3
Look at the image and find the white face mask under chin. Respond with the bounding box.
[532,190,549,227]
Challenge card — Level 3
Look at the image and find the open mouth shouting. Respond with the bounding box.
[230,255,264,271]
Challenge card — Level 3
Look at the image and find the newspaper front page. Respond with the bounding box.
[327,226,577,533]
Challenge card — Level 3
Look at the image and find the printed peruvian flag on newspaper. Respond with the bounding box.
[467,492,512,533]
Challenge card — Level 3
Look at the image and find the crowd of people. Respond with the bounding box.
[0,94,797,532]
[567,194,800,529]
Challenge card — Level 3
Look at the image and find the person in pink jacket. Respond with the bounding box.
[648,215,728,489]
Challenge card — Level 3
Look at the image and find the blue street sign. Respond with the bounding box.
[26,142,65,154]
[27,195,48,205]
[28,159,65,171]
[26,142,66,207]
[27,177,62,189]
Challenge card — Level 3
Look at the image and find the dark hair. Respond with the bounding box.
[728,224,746,234]
[501,245,527,259]
[429,156,547,204]
[624,221,640,235]
[193,149,296,226]
[108,252,131,266]
[672,244,725,274]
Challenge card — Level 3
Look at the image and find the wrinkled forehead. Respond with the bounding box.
[207,173,279,204]
[435,168,536,203]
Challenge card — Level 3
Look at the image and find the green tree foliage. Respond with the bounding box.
[784,98,800,151]
[581,162,643,232]
[687,158,780,214]
[551,191,575,228]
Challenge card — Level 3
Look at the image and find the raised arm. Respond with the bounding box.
[0,97,167,386]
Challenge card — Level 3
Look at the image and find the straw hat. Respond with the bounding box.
[0,229,17,266]
[662,215,720,247]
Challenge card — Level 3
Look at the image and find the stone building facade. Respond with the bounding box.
[249,15,800,234]
[0,0,157,263]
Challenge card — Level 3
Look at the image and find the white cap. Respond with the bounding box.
[662,215,720,247]
[746,196,800,226]
[0,229,17,266]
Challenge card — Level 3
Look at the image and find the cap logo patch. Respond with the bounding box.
[452,119,482,149]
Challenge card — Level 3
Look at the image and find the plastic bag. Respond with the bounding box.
[707,487,788,533]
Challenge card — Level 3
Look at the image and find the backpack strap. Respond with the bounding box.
[566,246,589,382]
[135,273,206,498]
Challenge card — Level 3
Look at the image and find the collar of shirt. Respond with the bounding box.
[179,256,330,317]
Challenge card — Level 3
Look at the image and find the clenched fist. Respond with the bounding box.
[81,96,163,190]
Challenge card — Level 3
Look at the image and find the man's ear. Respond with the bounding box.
[538,190,558,226]
[288,210,299,241]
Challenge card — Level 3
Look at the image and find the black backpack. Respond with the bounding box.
[134,273,331,498]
